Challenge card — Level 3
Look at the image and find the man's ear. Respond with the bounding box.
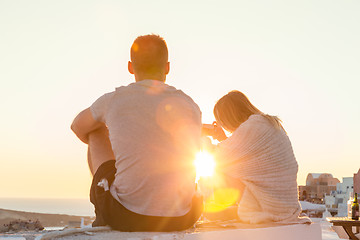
[165,62,170,75]
[128,61,134,74]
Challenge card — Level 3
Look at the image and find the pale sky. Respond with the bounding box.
[1,0,359,198]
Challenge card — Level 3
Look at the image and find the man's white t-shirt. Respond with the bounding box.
[90,80,202,217]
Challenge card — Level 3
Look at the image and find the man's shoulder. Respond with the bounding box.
[175,89,198,104]
[94,90,116,103]
[97,81,201,114]
[168,87,201,112]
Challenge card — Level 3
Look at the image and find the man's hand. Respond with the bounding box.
[71,108,104,144]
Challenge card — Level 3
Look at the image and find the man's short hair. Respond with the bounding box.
[130,34,168,75]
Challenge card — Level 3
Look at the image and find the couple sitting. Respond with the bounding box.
[71,34,308,232]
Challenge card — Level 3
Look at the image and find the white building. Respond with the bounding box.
[324,177,353,217]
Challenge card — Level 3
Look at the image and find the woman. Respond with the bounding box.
[204,90,310,224]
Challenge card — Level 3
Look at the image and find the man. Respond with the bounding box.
[71,34,203,231]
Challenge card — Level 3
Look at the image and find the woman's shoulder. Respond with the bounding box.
[230,114,276,137]
[244,114,282,130]
[238,114,269,129]
[247,114,269,123]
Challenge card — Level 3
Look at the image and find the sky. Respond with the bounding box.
[0,0,359,199]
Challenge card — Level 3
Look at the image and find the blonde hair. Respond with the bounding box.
[214,90,283,133]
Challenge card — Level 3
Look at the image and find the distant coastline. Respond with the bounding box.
[0,208,94,228]
[0,198,94,217]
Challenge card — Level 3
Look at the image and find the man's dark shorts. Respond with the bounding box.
[90,160,203,232]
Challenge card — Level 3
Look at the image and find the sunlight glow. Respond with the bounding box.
[194,151,216,182]
[204,188,240,213]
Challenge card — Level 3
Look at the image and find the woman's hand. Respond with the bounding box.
[202,122,227,141]
[202,124,215,136]
[212,123,227,141]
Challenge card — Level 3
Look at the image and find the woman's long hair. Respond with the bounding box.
[214,90,283,133]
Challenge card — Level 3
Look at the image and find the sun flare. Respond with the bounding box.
[194,151,216,182]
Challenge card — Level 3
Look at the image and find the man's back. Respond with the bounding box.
[72,34,203,231]
[90,80,202,217]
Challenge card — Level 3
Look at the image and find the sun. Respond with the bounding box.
[194,151,216,182]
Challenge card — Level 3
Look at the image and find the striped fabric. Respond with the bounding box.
[216,114,311,224]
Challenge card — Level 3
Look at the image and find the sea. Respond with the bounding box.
[0,198,94,216]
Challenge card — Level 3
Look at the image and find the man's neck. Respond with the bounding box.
[134,74,166,82]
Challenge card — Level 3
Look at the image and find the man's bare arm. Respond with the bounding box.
[71,108,104,144]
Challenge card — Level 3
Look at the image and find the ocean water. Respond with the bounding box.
[0,198,94,216]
